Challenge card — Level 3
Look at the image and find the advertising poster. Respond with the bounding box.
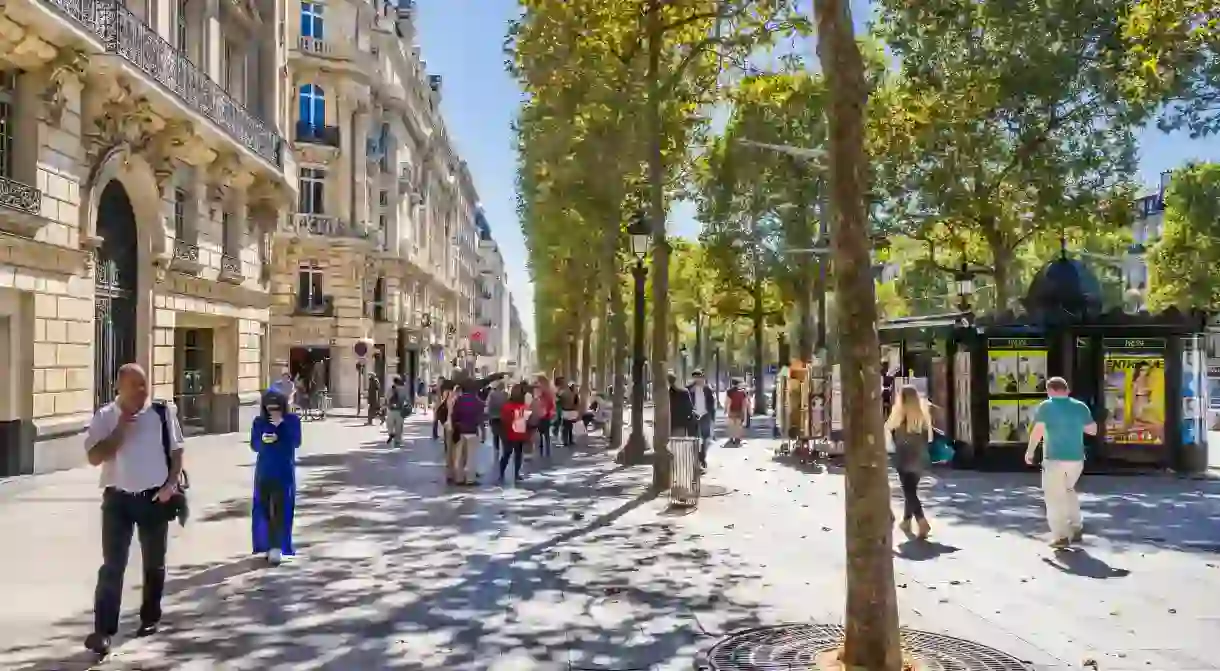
[987,339,1048,394]
[882,345,902,376]
[831,364,842,433]
[1182,338,1204,446]
[1102,347,1165,445]
[954,351,972,443]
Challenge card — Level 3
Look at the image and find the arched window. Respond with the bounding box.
[301,1,324,39]
[298,84,325,127]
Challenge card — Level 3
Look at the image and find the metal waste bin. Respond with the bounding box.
[668,436,702,507]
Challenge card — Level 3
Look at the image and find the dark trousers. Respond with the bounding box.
[367,397,381,424]
[94,488,170,636]
[695,414,713,465]
[432,415,443,439]
[489,418,503,453]
[257,478,287,548]
[499,439,524,478]
[898,471,925,521]
[560,417,575,445]
[536,419,553,456]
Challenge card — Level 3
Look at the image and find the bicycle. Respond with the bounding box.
[304,391,331,421]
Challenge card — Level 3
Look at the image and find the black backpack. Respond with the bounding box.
[387,386,406,410]
[151,401,190,526]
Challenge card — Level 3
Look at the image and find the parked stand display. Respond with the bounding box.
[774,359,841,464]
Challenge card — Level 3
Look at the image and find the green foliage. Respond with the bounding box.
[1148,162,1220,309]
[875,0,1141,308]
[1122,0,1220,136]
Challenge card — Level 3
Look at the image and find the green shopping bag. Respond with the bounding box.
[929,430,955,465]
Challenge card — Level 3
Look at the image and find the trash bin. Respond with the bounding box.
[668,436,702,507]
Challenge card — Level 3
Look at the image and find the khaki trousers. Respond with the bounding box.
[1042,459,1084,540]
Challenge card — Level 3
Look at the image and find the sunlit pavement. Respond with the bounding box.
[1,414,1218,670]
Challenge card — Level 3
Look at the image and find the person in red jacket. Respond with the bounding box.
[499,383,530,482]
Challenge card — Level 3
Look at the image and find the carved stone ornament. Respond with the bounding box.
[207,153,255,202]
[39,49,88,125]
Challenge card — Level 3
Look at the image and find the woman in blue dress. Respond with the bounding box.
[250,390,301,565]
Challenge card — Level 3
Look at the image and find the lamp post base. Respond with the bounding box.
[615,430,651,465]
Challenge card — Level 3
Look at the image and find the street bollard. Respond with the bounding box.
[668,436,702,508]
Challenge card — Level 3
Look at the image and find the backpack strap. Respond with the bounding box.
[152,401,171,467]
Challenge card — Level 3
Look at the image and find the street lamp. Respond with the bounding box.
[955,262,976,311]
[621,210,651,463]
[679,343,689,381]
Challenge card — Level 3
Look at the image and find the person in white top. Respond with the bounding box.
[82,363,185,656]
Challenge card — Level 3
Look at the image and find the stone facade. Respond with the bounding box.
[0,0,294,475]
[267,1,511,408]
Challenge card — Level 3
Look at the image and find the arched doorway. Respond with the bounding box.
[94,181,139,409]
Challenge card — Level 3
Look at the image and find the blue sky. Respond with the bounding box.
[414,0,1220,344]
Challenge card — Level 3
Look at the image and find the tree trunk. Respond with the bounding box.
[609,274,628,452]
[752,273,767,416]
[596,306,610,394]
[812,0,902,667]
[647,0,671,490]
[579,318,592,410]
[694,313,704,372]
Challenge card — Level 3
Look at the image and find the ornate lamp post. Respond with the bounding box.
[955,262,976,311]
[623,211,652,462]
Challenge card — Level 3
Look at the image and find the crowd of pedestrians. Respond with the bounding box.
[73,356,1100,659]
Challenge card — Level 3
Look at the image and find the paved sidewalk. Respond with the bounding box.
[4,414,1219,670]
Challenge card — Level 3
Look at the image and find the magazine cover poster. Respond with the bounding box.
[988,352,1019,394]
[1103,354,1165,445]
[988,399,1023,444]
[1018,351,1048,393]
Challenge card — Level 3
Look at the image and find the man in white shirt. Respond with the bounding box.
[82,363,185,656]
[687,370,717,469]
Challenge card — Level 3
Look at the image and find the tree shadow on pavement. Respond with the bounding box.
[922,470,1220,554]
[2,427,771,671]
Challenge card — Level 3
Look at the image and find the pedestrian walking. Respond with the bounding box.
[726,378,748,445]
[82,363,185,656]
[1026,376,1097,549]
[668,372,695,438]
[885,383,933,540]
[385,375,409,447]
[448,380,485,485]
[558,381,580,446]
[269,370,296,408]
[498,383,530,482]
[531,374,556,457]
[432,376,450,441]
[486,379,509,456]
[250,390,300,565]
[552,376,568,440]
[688,370,717,468]
[366,371,382,425]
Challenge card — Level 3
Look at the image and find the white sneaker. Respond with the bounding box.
[267,548,282,565]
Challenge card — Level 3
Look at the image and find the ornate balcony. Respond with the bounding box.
[283,213,374,242]
[169,238,202,274]
[294,295,335,317]
[0,175,45,237]
[219,253,243,283]
[39,0,284,167]
[294,121,341,147]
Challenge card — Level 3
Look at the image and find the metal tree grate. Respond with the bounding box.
[703,624,1030,671]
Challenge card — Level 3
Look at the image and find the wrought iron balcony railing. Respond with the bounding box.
[0,175,42,216]
[39,0,284,167]
[294,121,341,147]
[295,295,335,317]
[285,213,373,241]
[220,253,242,276]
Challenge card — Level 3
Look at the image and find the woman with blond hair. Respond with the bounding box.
[885,384,933,539]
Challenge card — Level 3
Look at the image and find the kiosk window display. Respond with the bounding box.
[1102,337,1166,445]
[986,338,1048,447]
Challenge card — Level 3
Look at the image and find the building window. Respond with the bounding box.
[297,260,325,310]
[0,71,14,178]
[173,187,188,239]
[379,190,389,207]
[298,83,325,127]
[301,1,325,39]
[298,167,325,213]
[373,276,386,321]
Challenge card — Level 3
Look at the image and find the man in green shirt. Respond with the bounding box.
[1026,376,1098,549]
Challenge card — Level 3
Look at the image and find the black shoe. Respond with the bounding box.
[136,622,159,637]
[84,632,111,655]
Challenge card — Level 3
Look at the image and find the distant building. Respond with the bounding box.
[1124,170,1172,311]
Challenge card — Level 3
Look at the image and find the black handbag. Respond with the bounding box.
[152,401,190,526]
